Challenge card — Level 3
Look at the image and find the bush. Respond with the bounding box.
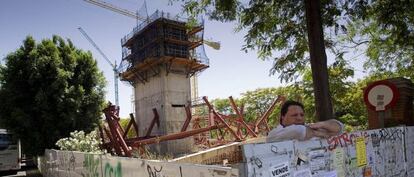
[56,130,102,153]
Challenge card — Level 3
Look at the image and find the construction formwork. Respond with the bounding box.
[119,10,209,83]
[117,11,210,155]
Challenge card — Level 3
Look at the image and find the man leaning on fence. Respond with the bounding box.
[266,100,344,143]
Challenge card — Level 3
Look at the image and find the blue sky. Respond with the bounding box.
[1,0,367,117]
[0,0,288,117]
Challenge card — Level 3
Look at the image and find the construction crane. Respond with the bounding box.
[83,0,220,103]
[78,27,120,106]
[83,0,146,21]
[82,0,220,50]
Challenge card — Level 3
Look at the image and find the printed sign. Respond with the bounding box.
[269,162,290,177]
[333,148,345,177]
[363,80,399,111]
[356,137,367,167]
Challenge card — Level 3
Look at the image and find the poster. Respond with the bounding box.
[333,148,345,177]
[269,161,290,177]
[356,137,367,167]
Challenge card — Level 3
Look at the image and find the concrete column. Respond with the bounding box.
[134,66,194,156]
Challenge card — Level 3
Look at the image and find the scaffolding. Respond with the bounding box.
[119,10,209,83]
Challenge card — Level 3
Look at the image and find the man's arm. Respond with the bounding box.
[309,119,344,136]
[267,125,307,142]
[267,125,331,142]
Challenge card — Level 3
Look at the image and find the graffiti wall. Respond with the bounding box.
[41,126,414,177]
[40,149,238,177]
[243,126,413,177]
[405,126,414,175]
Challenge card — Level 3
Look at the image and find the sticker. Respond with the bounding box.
[333,148,344,167]
[363,167,372,177]
[309,150,328,171]
[296,151,308,166]
[370,133,380,147]
[333,148,345,177]
[356,137,367,167]
[293,168,312,177]
[269,162,290,177]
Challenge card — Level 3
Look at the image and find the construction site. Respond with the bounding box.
[85,0,279,158]
[37,1,414,177]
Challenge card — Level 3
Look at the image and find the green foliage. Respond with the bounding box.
[56,130,102,153]
[211,98,233,114]
[335,0,414,79]
[180,0,414,81]
[292,61,369,128]
[209,62,383,130]
[178,0,350,82]
[0,36,106,156]
[118,118,138,138]
[177,0,414,122]
[240,87,297,126]
[211,87,303,129]
[209,68,414,131]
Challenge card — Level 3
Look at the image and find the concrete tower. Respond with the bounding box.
[120,11,208,155]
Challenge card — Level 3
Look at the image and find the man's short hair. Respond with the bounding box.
[279,100,304,125]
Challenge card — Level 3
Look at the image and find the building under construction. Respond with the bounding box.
[118,11,209,155]
[120,11,209,82]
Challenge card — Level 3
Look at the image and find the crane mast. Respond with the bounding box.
[78,27,120,106]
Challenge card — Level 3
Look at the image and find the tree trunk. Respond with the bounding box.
[304,0,333,121]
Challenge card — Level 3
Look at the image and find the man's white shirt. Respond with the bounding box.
[266,120,344,143]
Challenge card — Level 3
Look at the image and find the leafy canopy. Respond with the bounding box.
[179,0,351,81]
[343,0,414,78]
[0,36,106,156]
[180,0,414,80]
[210,60,375,131]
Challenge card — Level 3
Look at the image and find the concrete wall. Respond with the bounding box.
[243,126,414,177]
[134,66,193,155]
[39,149,237,177]
[40,126,414,177]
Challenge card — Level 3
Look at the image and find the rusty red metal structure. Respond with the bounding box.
[99,96,284,157]
[253,96,286,134]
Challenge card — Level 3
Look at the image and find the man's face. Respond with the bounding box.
[281,105,305,126]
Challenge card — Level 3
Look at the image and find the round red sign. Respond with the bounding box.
[363,80,399,111]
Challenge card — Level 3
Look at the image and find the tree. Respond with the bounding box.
[211,98,234,115]
[119,118,138,138]
[179,0,414,121]
[179,0,355,121]
[304,0,333,121]
[296,60,361,126]
[210,87,305,128]
[336,0,414,79]
[0,36,106,156]
[240,87,295,125]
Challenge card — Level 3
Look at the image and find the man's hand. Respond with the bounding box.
[309,119,343,137]
[313,128,332,138]
[305,127,331,139]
